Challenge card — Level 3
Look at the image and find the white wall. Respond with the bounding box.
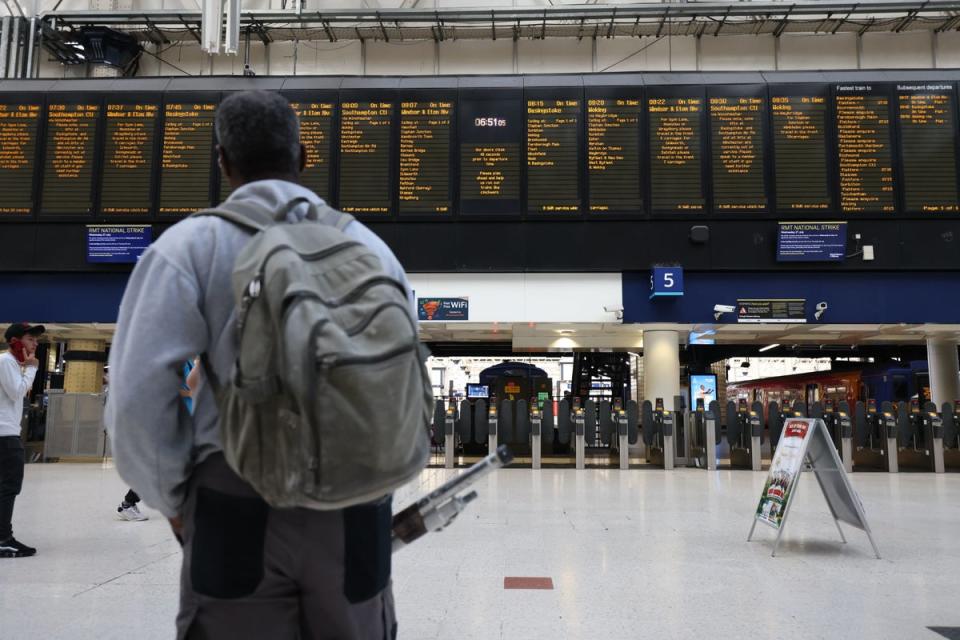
[861,31,934,68]
[438,39,515,75]
[408,273,622,323]
[31,29,960,78]
[595,37,697,72]
[777,33,858,70]
[699,35,776,71]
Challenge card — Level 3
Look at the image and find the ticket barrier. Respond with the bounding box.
[530,401,543,469]
[725,399,763,470]
[673,395,690,467]
[486,400,498,455]
[598,398,640,470]
[854,399,898,472]
[767,401,784,451]
[688,399,719,470]
[642,398,675,469]
[815,400,854,473]
[943,401,960,470]
[896,399,942,472]
[444,404,457,469]
[573,402,587,470]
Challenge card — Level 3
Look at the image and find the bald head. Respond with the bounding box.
[215,90,305,187]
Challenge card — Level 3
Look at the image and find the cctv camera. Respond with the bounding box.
[814,301,828,321]
[603,305,624,313]
[714,304,735,313]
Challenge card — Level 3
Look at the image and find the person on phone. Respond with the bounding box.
[0,322,44,558]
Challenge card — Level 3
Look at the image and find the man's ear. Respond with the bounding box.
[217,145,231,179]
[299,143,307,174]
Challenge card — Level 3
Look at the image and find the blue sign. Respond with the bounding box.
[690,374,718,409]
[418,297,469,321]
[650,266,684,299]
[87,225,151,264]
[777,222,847,262]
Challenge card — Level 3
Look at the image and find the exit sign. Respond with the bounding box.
[650,266,684,299]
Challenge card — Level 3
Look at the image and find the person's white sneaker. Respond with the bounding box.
[117,504,149,521]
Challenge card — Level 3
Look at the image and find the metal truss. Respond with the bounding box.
[35,1,960,44]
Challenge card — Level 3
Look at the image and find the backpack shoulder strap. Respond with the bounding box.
[275,196,356,232]
[316,202,356,232]
[190,200,276,234]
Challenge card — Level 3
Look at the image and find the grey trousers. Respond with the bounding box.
[176,453,397,640]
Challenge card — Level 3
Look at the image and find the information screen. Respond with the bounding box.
[648,94,704,212]
[0,99,41,215]
[459,95,522,215]
[339,100,393,214]
[587,96,642,213]
[399,99,453,215]
[292,99,335,201]
[159,99,216,216]
[835,86,895,213]
[100,102,158,216]
[897,84,959,212]
[41,100,100,216]
[771,92,830,211]
[527,96,580,213]
[709,94,767,211]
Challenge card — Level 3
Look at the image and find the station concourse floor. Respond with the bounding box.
[1,461,958,640]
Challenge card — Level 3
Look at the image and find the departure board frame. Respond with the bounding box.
[98,91,162,219]
[337,87,398,219]
[584,83,646,218]
[646,84,708,216]
[893,81,960,216]
[157,91,219,220]
[38,92,104,220]
[706,84,772,216]
[396,86,457,220]
[458,85,524,219]
[769,83,837,217]
[0,91,44,221]
[524,85,585,217]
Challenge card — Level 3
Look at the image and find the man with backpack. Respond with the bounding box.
[106,90,431,639]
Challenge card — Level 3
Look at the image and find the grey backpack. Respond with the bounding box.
[194,197,432,510]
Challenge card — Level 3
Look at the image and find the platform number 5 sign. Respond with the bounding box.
[650,266,684,299]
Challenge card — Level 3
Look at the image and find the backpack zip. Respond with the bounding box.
[345,301,413,337]
[316,341,418,369]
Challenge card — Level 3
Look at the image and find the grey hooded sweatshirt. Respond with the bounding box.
[105,179,413,518]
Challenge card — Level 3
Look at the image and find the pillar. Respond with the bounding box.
[643,330,681,411]
[926,338,960,407]
[63,339,106,394]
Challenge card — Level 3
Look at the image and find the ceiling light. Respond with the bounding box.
[758,344,780,353]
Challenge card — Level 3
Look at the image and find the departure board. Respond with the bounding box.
[339,100,393,214]
[709,95,767,211]
[587,97,642,213]
[293,100,335,200]
[459,95,522,215]
[41,101,100,216]
[771,93,830,211]
[835,86,895,213]
[527,97,580,213]
[159,100,216,215]
[0,100,41,215]
[648,95,704,212]
[897,84,959,212]
[100,102,158,216]
[399,100,453,214]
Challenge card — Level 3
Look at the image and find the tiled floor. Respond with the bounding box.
[1,460,958,639]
